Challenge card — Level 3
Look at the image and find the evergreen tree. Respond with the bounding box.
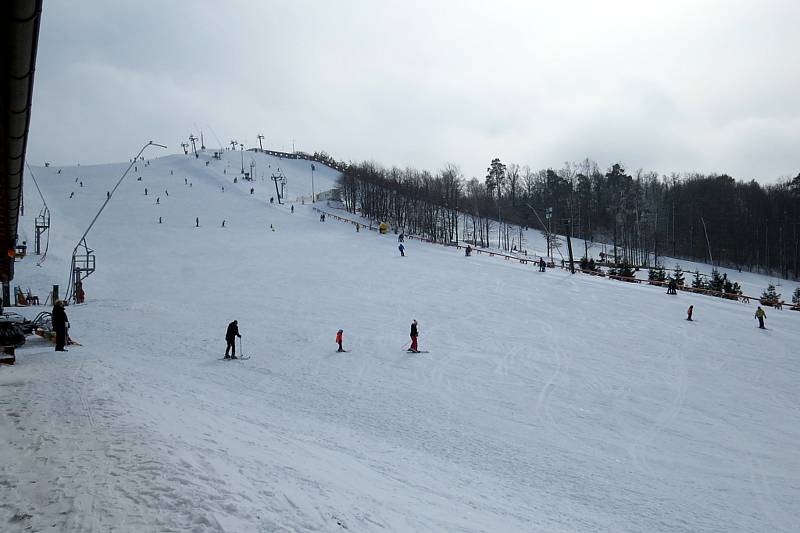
[617,260,635,279]
[672,265,685,286]
[485,158,506,200]
[691,270,705,289]
[723,278,740,300]
[761,284,781,303]
[792,287,800,305]
[732,282,742,297]
[708,268,725,293]
[648,264,667,283]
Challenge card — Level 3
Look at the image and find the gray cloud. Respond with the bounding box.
[27,0,799,182]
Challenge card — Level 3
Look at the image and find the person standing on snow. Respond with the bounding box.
[336,329,345,352]
[686,305,693,321]
[52,300,69,352]
[755,306,767,329]
[398,243,405,257]
[409,319,419,353]
[225,320,241,359]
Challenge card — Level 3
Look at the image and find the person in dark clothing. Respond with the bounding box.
[667,279,677,295]
[686,305,693,321]
[409,320,419,353]
[52,299,69,352]
[539,258,546,272]
[225,320,241,359]
[465,245,472,256]
[398,243,405,257]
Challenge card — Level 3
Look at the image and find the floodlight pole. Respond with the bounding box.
[66,140,166,300]
[257,134,264,150]
[239,143,245,174]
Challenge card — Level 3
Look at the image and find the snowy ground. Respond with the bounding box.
[1,150,799,532]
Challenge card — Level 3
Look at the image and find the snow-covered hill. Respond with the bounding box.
[2,150,799,532]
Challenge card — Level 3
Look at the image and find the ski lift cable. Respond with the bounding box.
[65,141,166,299]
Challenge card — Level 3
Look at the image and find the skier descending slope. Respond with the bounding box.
[755,306,767,329]
[336,329,345,352]
[408,319,419,353]
[224,320,242,359]
[398,243,405,257]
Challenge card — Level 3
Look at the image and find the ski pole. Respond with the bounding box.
[239,336,246,359]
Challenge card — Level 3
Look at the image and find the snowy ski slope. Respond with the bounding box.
[1,150,799,532]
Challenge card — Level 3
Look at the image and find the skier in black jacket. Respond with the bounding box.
[52,300,69,352]
[409,319,419,353]
[225,320,241,359]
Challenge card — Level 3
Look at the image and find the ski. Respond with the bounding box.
[404,350,430,354]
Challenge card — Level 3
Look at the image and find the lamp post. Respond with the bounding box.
[239,143,245,174]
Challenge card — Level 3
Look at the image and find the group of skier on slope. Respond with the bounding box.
[684,304,768,328]
[218,217,774,358]
[223,319,424,358]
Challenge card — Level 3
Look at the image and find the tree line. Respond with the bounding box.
[335,156,800,280]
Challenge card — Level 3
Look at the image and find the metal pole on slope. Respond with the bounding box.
[65,140,166,300]
[566,217,575,274]
[700,217,714,265]
[311,163,315,202]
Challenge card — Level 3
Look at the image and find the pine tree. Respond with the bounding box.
[672,265,685,286]
[617,260,635,280]
[708,268,725,293]
[691,270,705,289]
[723,278,740,300]
[761,284,781,304]
[792,287,800,305]
[648,264,667,283]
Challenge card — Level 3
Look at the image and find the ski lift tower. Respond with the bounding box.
[70,238,95,303]
[34,206,50,254]
[271,170,286,204]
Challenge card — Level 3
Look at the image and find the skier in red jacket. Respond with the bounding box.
[336,329,345,352]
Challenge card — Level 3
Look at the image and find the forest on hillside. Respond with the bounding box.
[319,151,800,280]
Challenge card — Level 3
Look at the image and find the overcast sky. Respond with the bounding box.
[27,0,799,182]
